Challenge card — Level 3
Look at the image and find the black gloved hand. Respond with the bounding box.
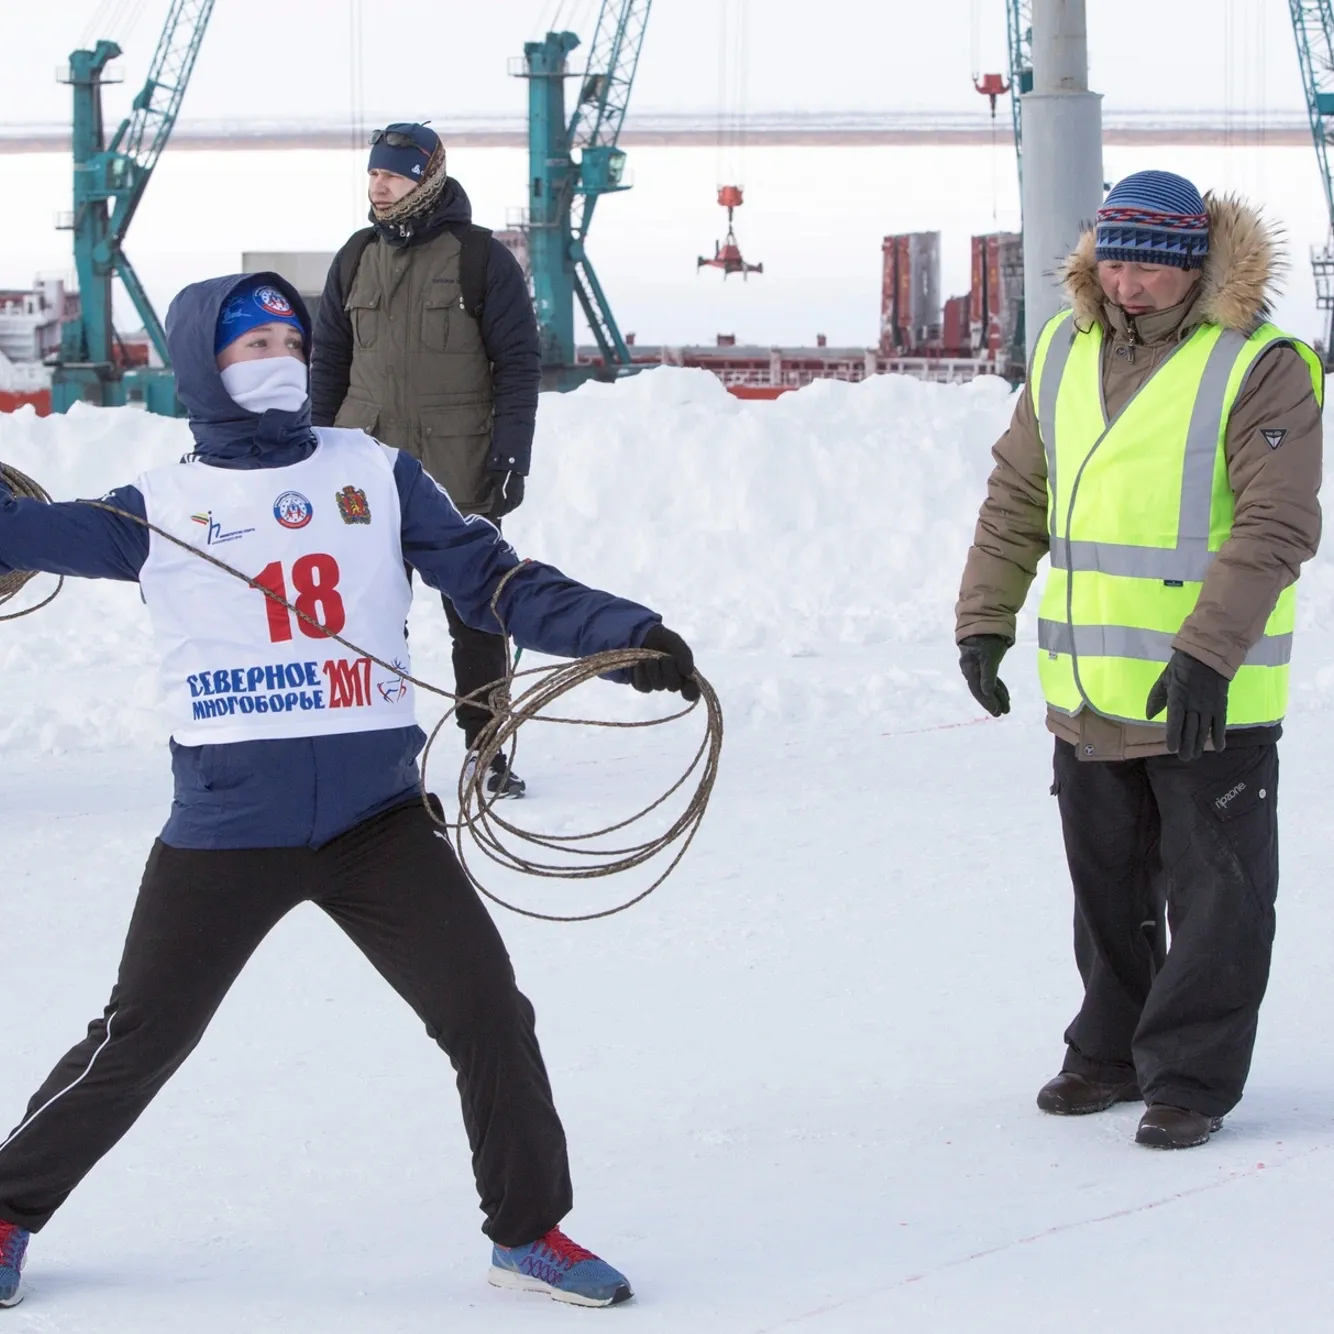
[958,634,1012,717]
[1146,649,1228,762]
[633,625,700,702]
[487,469,525,520]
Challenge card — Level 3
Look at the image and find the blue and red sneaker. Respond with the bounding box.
[489,1226,632,1307]
[0,1219,29,1308]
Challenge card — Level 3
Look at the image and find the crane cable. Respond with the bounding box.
[0,461,722,923]
[348,0,366,210]
[1223,0,1235,184]
[716,0,749,185]
[970,0,1000,219]
[80,0,148,49]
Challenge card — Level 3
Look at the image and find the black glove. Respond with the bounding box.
[633,625,700,702]
[958,634,1012,717]
[1146,649,1228,762]
[487,469,525,520]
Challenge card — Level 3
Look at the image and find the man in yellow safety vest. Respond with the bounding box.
[954,170,1323,1149]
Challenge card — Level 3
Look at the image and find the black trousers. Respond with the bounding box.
[442,593,511,751]
[1053,738,1280,1117]
[0,803,572,1244]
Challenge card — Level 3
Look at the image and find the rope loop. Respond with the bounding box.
[0,463,64,620]
[426,649,723,922]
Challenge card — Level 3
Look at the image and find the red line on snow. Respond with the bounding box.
[879,717,996,737]
[749,1143,1329,1332]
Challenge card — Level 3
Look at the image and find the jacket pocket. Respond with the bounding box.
[421,279,461,352]
[419,402,493,510]
[346,291,381,349]
[334,399,381,435]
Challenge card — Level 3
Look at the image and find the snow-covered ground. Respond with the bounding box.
[3,372,1334,1330]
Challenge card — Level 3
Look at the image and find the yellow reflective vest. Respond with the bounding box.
[1030,309,1323,727]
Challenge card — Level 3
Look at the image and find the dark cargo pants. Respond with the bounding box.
[424,511,510,753]
[0,802,572,1244]
[1053,737,1280,1118]
[442,592,511,750]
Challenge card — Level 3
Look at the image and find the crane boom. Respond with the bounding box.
[569,0,651,246]
[52,0,216,414]
[108,0,214,241]
[569,0,651,153]
[1288,0,1334,365]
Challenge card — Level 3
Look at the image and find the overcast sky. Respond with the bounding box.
[0,0,1307,130]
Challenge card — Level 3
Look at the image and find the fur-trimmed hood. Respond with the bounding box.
[1060,193,1284,334]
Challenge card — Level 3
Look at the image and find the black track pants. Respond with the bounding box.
[1053,738,1280,1117]
[0,803,572,1243]
[442,593,511,751]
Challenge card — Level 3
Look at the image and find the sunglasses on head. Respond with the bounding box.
[369,129,429,153]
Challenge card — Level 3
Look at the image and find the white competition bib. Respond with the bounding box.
[137,429,415,745]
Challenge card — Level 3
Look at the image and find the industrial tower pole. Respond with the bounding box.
[520,31,581,375]
[57,41,123,410]
[1019,0,1103,360]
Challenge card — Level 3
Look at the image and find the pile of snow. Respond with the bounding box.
[509,369,1017,653]
[0,404,185,754]
[0,371,1015,754]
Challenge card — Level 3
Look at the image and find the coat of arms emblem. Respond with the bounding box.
[336,485,371,525]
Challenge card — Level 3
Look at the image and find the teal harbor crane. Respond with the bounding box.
[1289,0,1334,366]
[1005,0,1033,191]
[517,1,652,391]
[52,0,215,415]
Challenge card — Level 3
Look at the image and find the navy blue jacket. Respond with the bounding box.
[0,273,657,850]
[309,178,540,476]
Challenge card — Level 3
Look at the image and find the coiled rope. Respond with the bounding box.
[0,464,64,620]
[0,461,722,921]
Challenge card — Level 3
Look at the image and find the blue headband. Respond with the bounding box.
[215,280,304,355]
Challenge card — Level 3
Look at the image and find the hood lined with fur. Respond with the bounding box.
[1060,193,1285,335]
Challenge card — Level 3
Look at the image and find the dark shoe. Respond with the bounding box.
[485,753,526,800]
[463,752,527,800]
[1135,1103,1223,1149]
[1036,1071,1141,1116]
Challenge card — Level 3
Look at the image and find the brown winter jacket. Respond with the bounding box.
[955,195,1324,760]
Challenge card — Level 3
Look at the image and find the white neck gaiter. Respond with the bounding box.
[219,356,309,414]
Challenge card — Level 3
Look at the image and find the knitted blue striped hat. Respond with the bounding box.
[1095,170,1210,270]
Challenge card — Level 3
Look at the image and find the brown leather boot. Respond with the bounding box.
[1036,1071,1141,1115]
[1135,1104,1223,1149]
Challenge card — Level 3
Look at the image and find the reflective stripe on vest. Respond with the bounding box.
[1030,308,1323,728]
[1036,621,1294,669]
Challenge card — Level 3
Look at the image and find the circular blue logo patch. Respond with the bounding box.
[255,285,295,317]
[273,491,313,529]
